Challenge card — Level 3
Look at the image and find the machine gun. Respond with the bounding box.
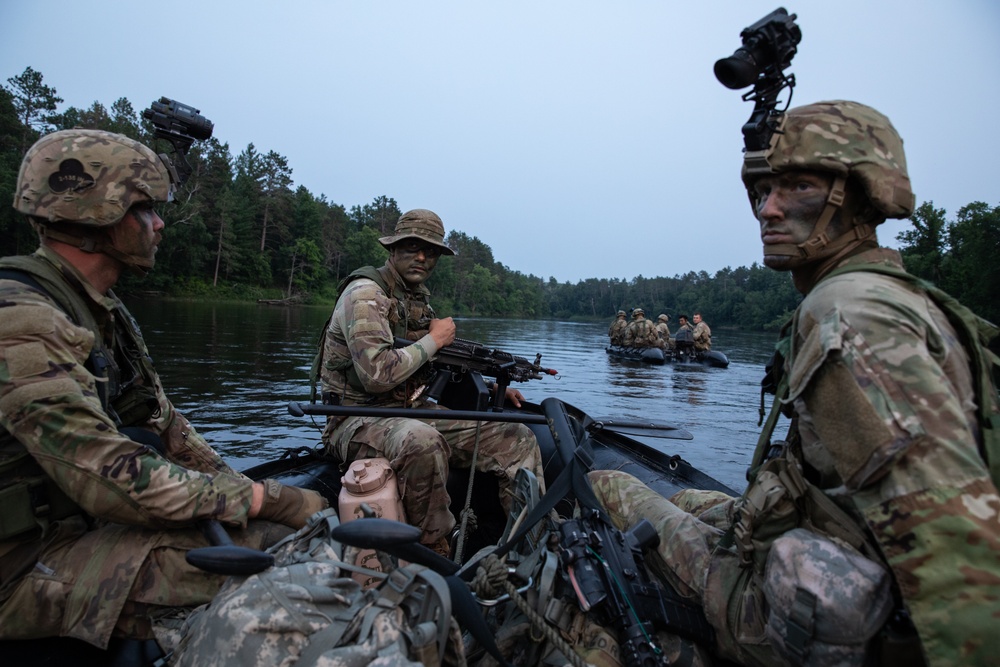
[714,7,801,153]
[558,511,716,666]
[142,97,214,186]
[395,337,558,411]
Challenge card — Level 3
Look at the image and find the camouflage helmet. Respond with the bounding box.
[741,100,915,219]
[14,129,174,227]
[633,308,645,318]
[658,314,669,322]
[616,310,626,317]
[379,209,455,255]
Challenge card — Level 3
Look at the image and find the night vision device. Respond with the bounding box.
[142,97,214,186]
[714,7,801,152]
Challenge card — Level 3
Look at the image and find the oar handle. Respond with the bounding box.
[185,520,275,576]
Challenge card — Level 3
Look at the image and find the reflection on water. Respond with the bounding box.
[129,300,780,493]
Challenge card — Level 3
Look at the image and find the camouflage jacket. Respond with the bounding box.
[0,248,254,541]
[623,318,658,348]
[782,247,1000,664]
[320,262,440,406]
[655,322,670,341]
[608,318,627,344]
[692,321,712,351]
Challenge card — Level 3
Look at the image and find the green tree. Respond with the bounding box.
[5,66,62,153]
[897,202,947,284]
[941,202,1000,323]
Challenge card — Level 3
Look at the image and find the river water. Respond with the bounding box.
[129,300,780,493]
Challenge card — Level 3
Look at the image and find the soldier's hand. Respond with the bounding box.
[253,479,329,529]
[429,317,456,348]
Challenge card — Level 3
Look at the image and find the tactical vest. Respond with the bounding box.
[310,265,433,404]
[0,254,161,541]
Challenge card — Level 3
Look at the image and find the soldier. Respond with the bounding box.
[608,310,628,346]
[691,312,712,351]
[0,130,327,649]
[589,101,1000,665]
[675,314,693,333]
[318,209,544,556]
[655,313,671,346]
[623,307,659,348]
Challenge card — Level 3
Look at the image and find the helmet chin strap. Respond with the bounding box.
[762,175,878,263]
[37,225,154,277]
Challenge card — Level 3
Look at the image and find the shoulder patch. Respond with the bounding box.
[5,341,51,379]
[0,305,56,338]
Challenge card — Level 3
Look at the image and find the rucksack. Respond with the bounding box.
[169,509,460,667]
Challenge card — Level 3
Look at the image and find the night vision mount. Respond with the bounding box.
[142,97,214,186]
[714,7,801,152]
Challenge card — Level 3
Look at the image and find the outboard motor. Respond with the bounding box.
[674,329,696,362]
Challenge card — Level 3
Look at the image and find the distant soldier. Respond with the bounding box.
[608,310,628,345]
[692,312,712,351]
[675,314,693,333]
[623,307,659,348]
[655,313,671,345]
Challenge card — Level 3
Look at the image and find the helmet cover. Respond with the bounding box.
[14,129,173,227]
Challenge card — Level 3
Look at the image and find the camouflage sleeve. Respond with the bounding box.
[788,272,1000,662]
[333,279,438,394]
[0,287,254,529]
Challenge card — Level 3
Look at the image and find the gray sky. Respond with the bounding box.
[3,0,998,283]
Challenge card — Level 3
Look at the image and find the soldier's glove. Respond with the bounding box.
[257,479,329,529]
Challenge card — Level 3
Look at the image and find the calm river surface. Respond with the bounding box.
[128,300,780,493]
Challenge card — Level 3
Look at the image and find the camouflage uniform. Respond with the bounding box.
[608,312,628,346]
[0,246,286,648]
[623,311,660,348]
[320,259,544,549]
[692,319,712,352]
[591,101,1000,666]
[654,315,671,345]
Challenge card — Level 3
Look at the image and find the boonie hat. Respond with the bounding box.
[379,208,455,255]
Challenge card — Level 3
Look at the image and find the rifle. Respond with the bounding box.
[558,511,716,666]
[394,337,557,411]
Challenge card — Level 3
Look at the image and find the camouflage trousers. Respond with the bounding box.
[588,470,778,667]
[326,402,544,547]
[0,515,290,648]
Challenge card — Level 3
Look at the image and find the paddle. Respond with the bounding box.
[588,417,694,441]
[288,402,694,441]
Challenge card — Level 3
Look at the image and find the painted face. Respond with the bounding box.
[109,203,164,266]
[390,239,441,287]
[751,171,833,270]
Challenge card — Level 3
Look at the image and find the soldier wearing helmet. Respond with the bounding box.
[588,101,1000,665]
[0,130,326,651]
[317,209,544,556]
[608,309,628,346]
[623,307,660,348]
[654,313,671,346]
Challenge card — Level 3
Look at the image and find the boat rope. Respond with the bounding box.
[503,578,592,667]
[453,420,483,564]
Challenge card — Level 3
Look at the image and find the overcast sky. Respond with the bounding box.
[3,1,998,283]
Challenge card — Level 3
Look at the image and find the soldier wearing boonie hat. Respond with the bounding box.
[318,208,544,557]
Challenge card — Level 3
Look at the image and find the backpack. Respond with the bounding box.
[169,509,461,667]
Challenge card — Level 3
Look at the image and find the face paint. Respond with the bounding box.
[752,171,833,271]
[391,240,441,287]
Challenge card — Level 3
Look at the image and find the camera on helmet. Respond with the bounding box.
[715,7,801,153]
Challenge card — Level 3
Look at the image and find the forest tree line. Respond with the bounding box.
[2,67,997,330]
